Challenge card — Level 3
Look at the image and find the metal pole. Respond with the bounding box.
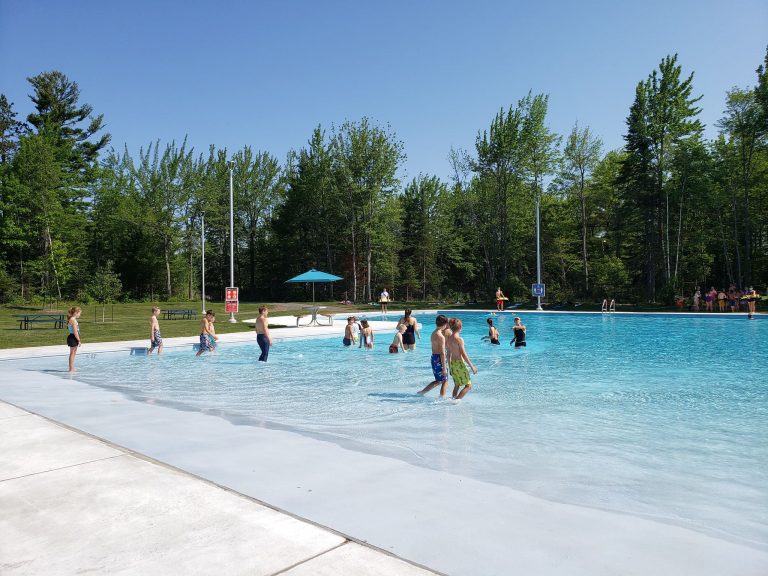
[201,213,206,314]
[228,161,236,323]
[535,187,543,311]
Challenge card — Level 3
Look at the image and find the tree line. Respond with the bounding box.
[1,50,767,306]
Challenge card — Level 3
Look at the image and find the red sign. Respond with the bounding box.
[225,287,239,313]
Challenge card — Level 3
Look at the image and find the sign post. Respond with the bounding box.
[532,283,546,301]
[225,287,239,315]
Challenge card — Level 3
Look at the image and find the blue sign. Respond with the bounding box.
[532,283,546,297]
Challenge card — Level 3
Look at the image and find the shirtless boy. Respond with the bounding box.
[485,317,500,345]
[148,306,163,354]
[195,310,217,356]
[343,317,356,346]
[495,287,506,312]
[389,323,406,353]
[446,317,477,400]
[255,306,272,361]
[418,315,450,397]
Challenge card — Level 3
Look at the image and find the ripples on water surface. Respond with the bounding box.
[15,312,768,548]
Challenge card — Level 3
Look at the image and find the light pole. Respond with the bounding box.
[535,185,543,311]
[201,213,206,315]
[228,160,236,323]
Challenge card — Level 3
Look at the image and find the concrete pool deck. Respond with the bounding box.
[2,313,767,575]
[0,400,439,576]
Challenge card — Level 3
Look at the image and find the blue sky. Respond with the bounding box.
[1,0,766,181]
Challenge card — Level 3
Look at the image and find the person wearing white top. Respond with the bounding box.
[379,288,390,313]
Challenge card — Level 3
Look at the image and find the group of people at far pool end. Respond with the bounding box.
[690,285,761,319]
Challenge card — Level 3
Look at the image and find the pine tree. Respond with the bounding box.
[621,54,703,299]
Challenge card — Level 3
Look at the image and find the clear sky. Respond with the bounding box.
[1,0,766,181]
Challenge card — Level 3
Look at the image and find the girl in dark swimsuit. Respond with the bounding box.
[512,317,526,348]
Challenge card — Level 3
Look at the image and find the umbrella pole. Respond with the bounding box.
[312,283,317,326]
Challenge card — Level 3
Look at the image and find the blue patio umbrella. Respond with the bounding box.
[285,268,343,304]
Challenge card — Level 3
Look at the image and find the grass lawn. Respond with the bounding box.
[0,301,371,350]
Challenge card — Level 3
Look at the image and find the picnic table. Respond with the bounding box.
[296,306,333,327]
[162,309,198,321]
[13,312,66,330]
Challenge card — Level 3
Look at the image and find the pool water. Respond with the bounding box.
[10,312,768,549]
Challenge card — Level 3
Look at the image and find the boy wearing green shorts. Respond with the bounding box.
[446,317,477,400]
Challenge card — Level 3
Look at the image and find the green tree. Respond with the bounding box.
[4,132,68,299]
[331,118,404,301]
[473,105,525,286]
[621,54,703,298]
[89,148,146,297]
[86,260,123,322]
[400,175,446,299]
[717,87,766,287]
[274,128,346,301]
[233,146,284,299]
[560,123,602,293]
[0,94,27,165]
[130,140,195,297]
[0,72,109,301]
[26,71,110,177]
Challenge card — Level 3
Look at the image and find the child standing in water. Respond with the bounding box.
[66,306,82,372]
[255,306,271,361]
[485,318,500,344]
[397,308,420,350]
[360,319,374,349]
[446,317,477,400]
[208,311,218,351]
[343,316,356,347]
[196,310,217,356]
[418,315,450,396]
[512,316,527,348]
[148,306,163,354]
[389,323,406,353]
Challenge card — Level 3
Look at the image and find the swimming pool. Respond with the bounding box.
[6,312,767,550]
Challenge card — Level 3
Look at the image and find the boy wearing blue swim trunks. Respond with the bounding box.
[255,306,271,361]
[148,306,163,354]
[418,315,450,397]
[195,310,217,356]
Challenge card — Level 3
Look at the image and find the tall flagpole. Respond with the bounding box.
[535,185,543,311]
[201,213,206,314]
[228,160,236,323]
